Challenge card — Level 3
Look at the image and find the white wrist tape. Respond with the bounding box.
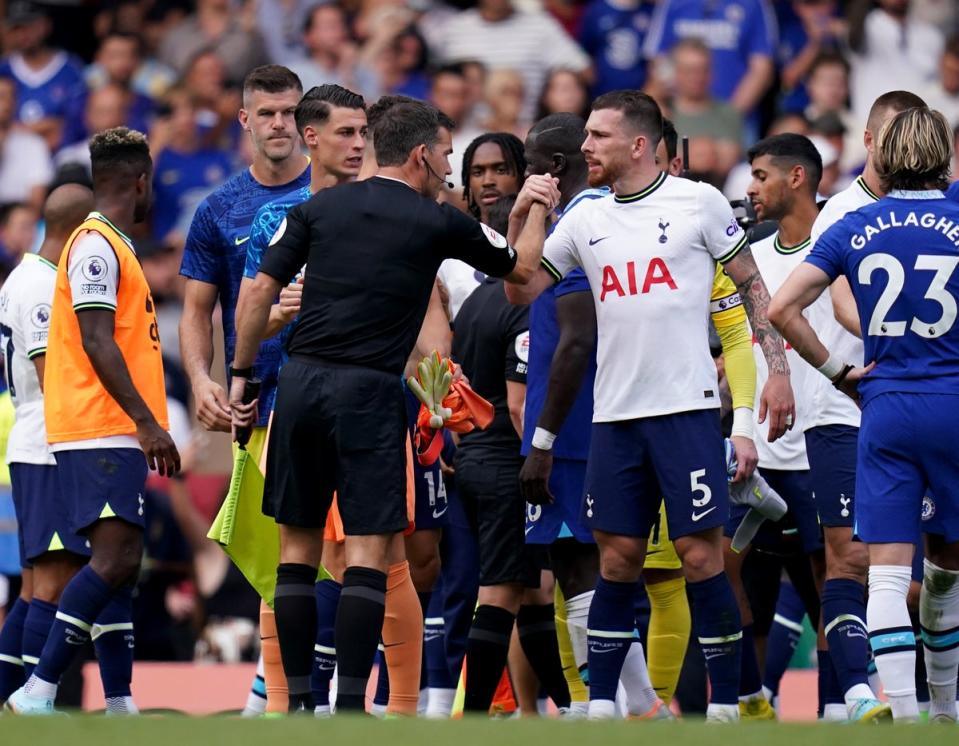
[730,407,754,439]
[531,427,557,451]
[817,353,843,380]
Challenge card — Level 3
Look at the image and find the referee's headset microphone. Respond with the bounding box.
[423,157,454,189]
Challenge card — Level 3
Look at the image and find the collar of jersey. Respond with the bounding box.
[774,235,811,255]
[887,189,945,200]
[855,175,880,202]
[613,171,666,203]
[87,211,135,250]
[34,254,57,271]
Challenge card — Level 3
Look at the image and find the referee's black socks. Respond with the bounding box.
[335,566,388,711]
[464,604,515,712]
[275,563,318,712]
[518,603,572,709]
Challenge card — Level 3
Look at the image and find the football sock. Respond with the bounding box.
[867,565,918,721]
[563,590,592,685]
[312,579,340,709]
[0,596,28,700]
[919,560,959,721]
[21,598,56,681]
[382,561,422,715]
[335,566,387,711]
[92,586,136,707]
[417,590,431,707]
[274,563,317,712]
[738,624,763,699]
[373,647,390,707]
[763,582,804,701]
[621,640,658,715]
[821,578,873,704]
[687,572,742,706]
[554,587,588,705]
[464,604,514,712]
[31,565,114,696]
[586,577,638,709]
[242,654,267,716]
[816,649,844,718]
[517,603,570,709]
[259,600,287,713]
[425,591,456,717]
[645,575,690,704]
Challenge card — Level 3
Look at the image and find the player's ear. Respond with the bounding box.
[302,124,317,148]
[238,107,250,131]
[552,152,566,174]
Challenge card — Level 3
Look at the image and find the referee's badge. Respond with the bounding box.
[269,217,287,246]
[480,222,508,248]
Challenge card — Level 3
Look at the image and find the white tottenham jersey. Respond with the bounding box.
[750,232,810,470]
[800,177,877,431]
[0,254,57,465]
[542,172,748,422]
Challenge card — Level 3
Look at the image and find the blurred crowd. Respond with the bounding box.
[0,0,958,666]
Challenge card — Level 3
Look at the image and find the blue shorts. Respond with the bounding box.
[413,458,449,530]
[857,393,959,544]
[725,468,822,554]
[54,448,148,534]
[805,425,858,528]
[583,409,729,539]
[525,458,593,545]
[10,463,90,564]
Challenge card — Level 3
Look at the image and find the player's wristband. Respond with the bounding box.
[817,353,843,381]
[531,427,557,451]
[730,407,754,440]
[230,365,254,379]
[831,364,856,389]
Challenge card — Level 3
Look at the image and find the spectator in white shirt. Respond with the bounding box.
[922,36,959,129]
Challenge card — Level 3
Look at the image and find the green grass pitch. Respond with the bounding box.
[1,714,956,746]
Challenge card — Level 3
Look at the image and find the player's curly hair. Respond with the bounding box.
[875,107,953,192]
[460,132,527,220]
[89,127,151,183]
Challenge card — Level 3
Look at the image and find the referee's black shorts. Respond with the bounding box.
[264,356,408,536]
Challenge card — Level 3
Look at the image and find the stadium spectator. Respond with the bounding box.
[158,0,268,84]
[364,9,432,100]
[668,39,744,185]
[254,0,313,66]
[577,0,655,96]
[776,0,846,115]
[289,3,380,102]
[54,84,130,179]
[480,69,529,140]
[149,87,234,243]
[430,64,481,188]
[921,35,959,129]
[435,0,591,121]
[85,32,157,134]
[182,50,242,152]
[848,0,943,123]
[644,0,777,132]
[0,1,86,151]
[536,69,591,121]
[0,77,52,213]
[0,203,38,265]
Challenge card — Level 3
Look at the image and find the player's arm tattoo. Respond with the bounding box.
[727,246,790,376]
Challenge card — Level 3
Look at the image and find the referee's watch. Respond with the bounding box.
[230,365,254,379]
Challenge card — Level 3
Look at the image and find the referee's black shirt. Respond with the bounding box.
[259,176,518,374]
[452,278,529,453]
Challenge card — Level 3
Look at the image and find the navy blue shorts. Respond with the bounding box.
[857,393,959,544]
[54,448,148,534]
[10,463,90,564]
[805,425,858,528]
[525,458,593,545]
[406,384,449,530]
[724,468,823,553]
[583,409,729,539]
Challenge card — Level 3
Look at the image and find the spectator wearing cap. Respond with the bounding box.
[577,0,656,96]
[922,36,959,129]
[848,0,942,124]
[54,84,130,179]
[0,1,87,152]
[85,32,158,134]
[644,0,777,136]
[435,0,591,122]
[776,0,846,115]
[0,76,52,213]
[158,0,268,84]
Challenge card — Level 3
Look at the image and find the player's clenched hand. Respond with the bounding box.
[192,376,232,432]
[758,373,795,442]
[229,375,258,438]
[729,435,758,483]
[520,448,555,505]
[276,280,302,324]
[137,420,181,477]
[514,174,560,215]
[836,361,875,405]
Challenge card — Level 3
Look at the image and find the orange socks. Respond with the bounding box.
[259,600,288,713]
[382,561,423,716]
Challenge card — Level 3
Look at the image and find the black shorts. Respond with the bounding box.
[264,357,408,536]
[454,448,540,587]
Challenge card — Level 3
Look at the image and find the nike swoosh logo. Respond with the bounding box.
[432,506,448,519]
[525,525,535,535]
[588,236,609,246]
[588,646,619,654]
[691,506,717,522]
[317,664,335,671]
[234,235,250,245]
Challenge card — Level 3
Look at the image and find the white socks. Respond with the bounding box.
[867,565,919,722]
[23,673,57,701]
[564,591,592,676]
[425,686,456,718]
[920,559,959,722]
[620,641,659,716]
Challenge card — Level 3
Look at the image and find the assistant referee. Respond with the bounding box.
[231,100,559,712]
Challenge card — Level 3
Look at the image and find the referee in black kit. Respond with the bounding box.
[230,100,560,713]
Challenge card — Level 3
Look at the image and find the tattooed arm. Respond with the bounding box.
[723,246,796,441]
